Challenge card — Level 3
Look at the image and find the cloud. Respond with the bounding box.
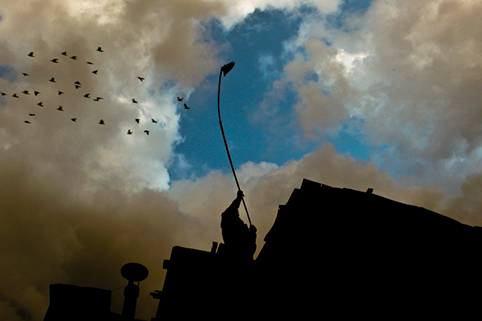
[0,148,204,319]
[217,0,341,29]
[354,0,482,159]
[260,0,482,193]
[263,38,355,137]
[0,0,238,191]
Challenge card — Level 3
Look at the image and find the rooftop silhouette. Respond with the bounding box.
[44,178,482,320]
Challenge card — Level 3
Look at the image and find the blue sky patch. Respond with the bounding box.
[172,9,306,179]
[170,2,384,181]
[0,64,15,81]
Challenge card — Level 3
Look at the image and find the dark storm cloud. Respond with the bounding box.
[0,144,207,319]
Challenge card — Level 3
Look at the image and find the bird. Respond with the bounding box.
[135,119,140,123]
[70,56,77,60]
[57,106,63,111]
[24,120,31,124]
[71,118,77,122]
[99,119,105,125]
[74,85,81,89]
[27,52,34,57]
[29,113,35,116]
[177,97,183,101]
[97,47,104,52]
[37,102,43,107]
[84,93,90,98]
[86,61,94,65]
[58,91,64,95]
[51,58,59,63]
[22,90,30,95]
[34,91,40,96]
[1,92,6,96]
[151,119,157,123]
[144,130,150,135]
[61,51,67,56]
[132,98,138,103]
[127,129,133,135]
[74,81,82,85]
[22,73,29,76]
[12,93,19,98]
[184,103,190,110]
[138,77,145,82]
[92,70,98,75]
[49,77,56,83]
[93,97,103,101]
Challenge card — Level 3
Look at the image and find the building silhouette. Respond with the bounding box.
[44,179,482,320]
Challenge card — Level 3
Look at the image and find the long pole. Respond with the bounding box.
[217,66,252,227]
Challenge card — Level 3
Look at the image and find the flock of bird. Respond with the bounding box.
[1,47,191,136]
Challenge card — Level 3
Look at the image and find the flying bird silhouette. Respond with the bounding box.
[22,90,30,95]
[74,85,81,89]
[12,93,19,98]
[84,93,90,98]
[127,129,133,135]
[138,77,145,82]
[29,113,36,116]
[27,52,34,57]
[49,77,56,83]
[57,106,63,111]
[24,120,31,124]
[61,51,67,56]
[22,73,29,76]
[184,103,190,109]
[37,102,43,107]
[1,92,6,96]
[151,119,157,123]
[70,56,78,60]
[97,47,104,52]
[86,61,94,65]
[71,118,77,122]
[132,98,138,103]
[34,91,40,96]
[51,58,59,63]
[135,119,140,123]
[92,70,98,75]
[58,91,64,95]
[74,81,82,85]
[144,130,150,135]
[93,97,103,101]
[99,119,105,125]
[177,97,183,101]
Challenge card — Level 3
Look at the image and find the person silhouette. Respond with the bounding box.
[220,190,257,260]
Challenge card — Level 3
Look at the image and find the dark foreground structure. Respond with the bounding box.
[44,179,482,320]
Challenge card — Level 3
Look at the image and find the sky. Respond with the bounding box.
[1,0,482,319]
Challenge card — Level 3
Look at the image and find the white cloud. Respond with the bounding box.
[334,49,368,74]
[217,0,341,29]
[262,0,482,195]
